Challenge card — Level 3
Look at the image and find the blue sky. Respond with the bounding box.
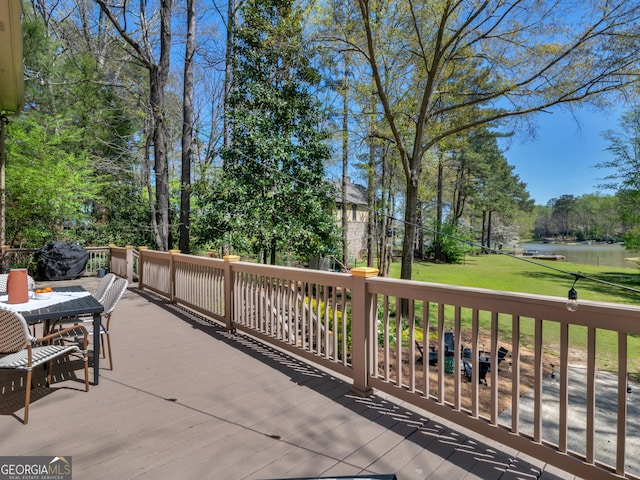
[499,105,625,206]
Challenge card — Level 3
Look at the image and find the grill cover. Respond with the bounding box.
[34,241,90,280]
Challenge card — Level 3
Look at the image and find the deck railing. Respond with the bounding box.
[1,246,110,277]
[107,245,136,281]
[135,250,640,480]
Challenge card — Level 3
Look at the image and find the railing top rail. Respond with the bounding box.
[226,259,354,287]
[172,254,224,268]
[138,249,170,259]
[367,276,640,333]
[109,245,135,251]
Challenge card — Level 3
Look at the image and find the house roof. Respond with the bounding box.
[332,181,368,206]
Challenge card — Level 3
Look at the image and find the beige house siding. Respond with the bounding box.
[334,182,369,261]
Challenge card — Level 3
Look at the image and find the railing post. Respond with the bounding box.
[107,244,116,276]
[125,245,134,283]
[137,246,148,289]
[168,249,180,302]
[350,266,378,397]
[223,255,240,332]
[1,245,8,273]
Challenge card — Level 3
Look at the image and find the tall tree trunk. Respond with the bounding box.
[179,0,195,254]
[270,238,276,265]
[416,202,423,259]
[383,214,393,277]
[366,78,377,268]
[143,118,163,250]
[377,149,387,274]
[223,0,235,157]
[156,0,172,251]
[400,177,418,282]
[366,134,375,268]
[150,73,169,250]
[434,158,443,261]
[481,210,487,253]
[341,56,349,268]
[487,210,493,252]
[97,0,173,251]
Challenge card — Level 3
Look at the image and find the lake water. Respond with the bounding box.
[516,242,638,269]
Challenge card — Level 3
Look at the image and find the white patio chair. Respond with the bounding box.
[0,306,89,424]
[56,278,129,371]
[93,272,116,303]
[92,277,128,370]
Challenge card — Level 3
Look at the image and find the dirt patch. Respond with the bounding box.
[377,332,558,417]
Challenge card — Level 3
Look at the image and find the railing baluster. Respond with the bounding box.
[586,326,596,464]
[251,274,257,329]
[298,280,304,349]
[322,283,328,357]
[617,331,628,476]
[301,282,307,350]
[308,282,314,352]
[285,279,292,344]
[395,295,402,387]
[341,286,347,366]
[331,284,338,360]
[317,283,323,355]
[408,299,415,392]
[423,301,430,399]
[471,308,479,417]
[453,306,461,410]
[534,318,543,443]
[437,303,446,405]
[559,322,569,453]
[490,311,498,423]
[383,295,390,382]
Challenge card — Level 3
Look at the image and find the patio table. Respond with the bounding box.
[1,285,104,385]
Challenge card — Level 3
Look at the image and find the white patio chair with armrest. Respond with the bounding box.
[0,306,89,424]
[93,272,116,303]
[56,278,128,370]
[93,277,128,370]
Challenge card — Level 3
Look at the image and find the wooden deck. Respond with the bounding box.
[0,278,578,480]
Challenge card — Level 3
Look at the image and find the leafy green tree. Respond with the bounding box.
[3,4,153,248]
[197,0,338,264]
[4,113,96,247]
[573,194,621,241]
[548,195,577,239]
[599,106,640,249]
[426,223,470,264]
[530,194,621,242]
[352,0,640,281]
[458,130,533,252]
[2,8,98,246]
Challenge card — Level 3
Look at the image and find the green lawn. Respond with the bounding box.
[388,254,640,378]
[392,253,640,305]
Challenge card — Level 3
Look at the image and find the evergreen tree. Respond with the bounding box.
[198,0,338,264]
